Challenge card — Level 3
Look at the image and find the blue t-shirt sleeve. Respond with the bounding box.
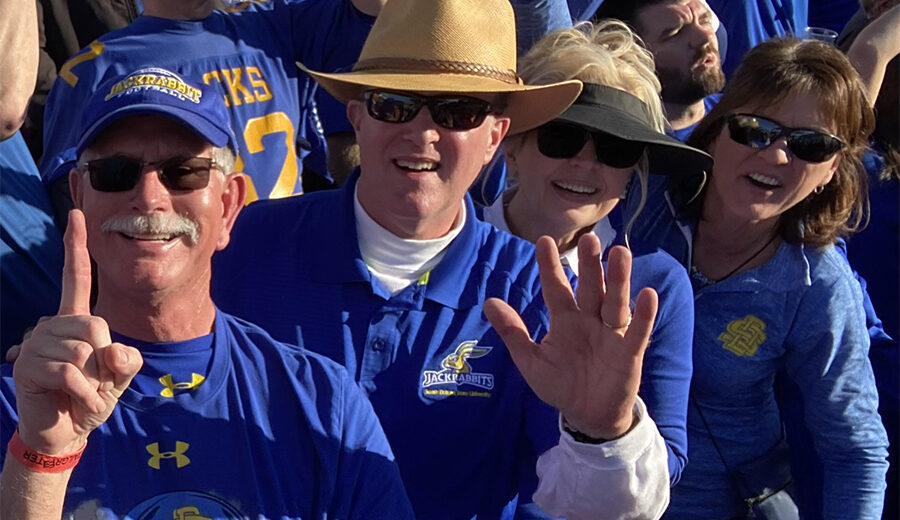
[1,133,65,353]
[0,365,18,471]
[333,367,415,519]
[783,268,889,518]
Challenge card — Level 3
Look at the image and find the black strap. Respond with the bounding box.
[691,395,751,493]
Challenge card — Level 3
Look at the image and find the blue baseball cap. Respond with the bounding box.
[76,67,238,156]
[42,147,77,184]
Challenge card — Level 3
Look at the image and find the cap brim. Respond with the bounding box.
[298,62,582,135]
[555,103,713,176]
[76,103,232,156]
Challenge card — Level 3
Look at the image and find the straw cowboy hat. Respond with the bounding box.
[297,0,582,134]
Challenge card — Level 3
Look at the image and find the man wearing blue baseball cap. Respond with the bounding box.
[0,67,413,520]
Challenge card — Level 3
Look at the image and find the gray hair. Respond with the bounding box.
[211,145,236,179]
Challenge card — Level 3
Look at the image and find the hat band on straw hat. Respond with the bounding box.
[353,57,521,85]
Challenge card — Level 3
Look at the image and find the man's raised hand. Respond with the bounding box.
[12,210,142,456]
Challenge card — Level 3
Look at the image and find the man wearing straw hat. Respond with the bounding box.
[213,0,670,518]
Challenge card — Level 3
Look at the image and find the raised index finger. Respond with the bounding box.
[59,209,93,316]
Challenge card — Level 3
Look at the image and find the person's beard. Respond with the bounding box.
[658,43,725,105]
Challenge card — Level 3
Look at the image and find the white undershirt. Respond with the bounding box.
[354,186,465,295]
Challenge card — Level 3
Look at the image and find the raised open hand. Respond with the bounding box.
[484,234,658,440]
[12,210,142,456]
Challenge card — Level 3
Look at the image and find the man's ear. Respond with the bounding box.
[216,172,248,251]
[483,116,511,165]
[69,168,84,209]
[347,100,365,133]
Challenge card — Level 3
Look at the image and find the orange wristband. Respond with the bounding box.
[7,430,85,473]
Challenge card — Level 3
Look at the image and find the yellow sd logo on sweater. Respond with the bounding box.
[719,315,767,357]
[422,340,495,391]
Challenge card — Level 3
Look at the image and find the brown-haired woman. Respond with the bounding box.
[631,37,889,518]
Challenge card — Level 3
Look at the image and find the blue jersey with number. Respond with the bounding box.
[40,0,374,202]
[0,310,414,520]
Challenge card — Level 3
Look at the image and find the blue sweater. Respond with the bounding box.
[631,199,888,519]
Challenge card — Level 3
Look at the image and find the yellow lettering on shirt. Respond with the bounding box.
[220,68,255,106]
[247,66,273,102]
[59,41,106,87]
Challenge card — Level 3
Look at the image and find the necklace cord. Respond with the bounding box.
[696,232,778,283]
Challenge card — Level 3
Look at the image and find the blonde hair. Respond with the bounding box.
[518,20,666,132]
[513,20,666,246]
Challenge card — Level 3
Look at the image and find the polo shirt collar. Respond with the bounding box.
[308,170,372,285]
[420,194,484,310]
[316,170,485,308]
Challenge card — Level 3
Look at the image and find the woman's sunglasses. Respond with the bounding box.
[726,114,845,163]
[364,90,497,130]
[80,156,217,192]
[536,122,645,169]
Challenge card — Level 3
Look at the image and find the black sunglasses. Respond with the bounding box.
[536,122,645,169]
[364,90,497,130]
[80,156,217,193]
[726,114,845,163]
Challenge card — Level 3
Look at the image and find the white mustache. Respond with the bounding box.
[101,214,199,245]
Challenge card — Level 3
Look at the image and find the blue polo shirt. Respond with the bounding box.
[213,172,564,519]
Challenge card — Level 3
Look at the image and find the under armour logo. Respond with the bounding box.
[172,506,212,520]
[718,315,767,357]
[146,441,191,469]
[159,373,206,398]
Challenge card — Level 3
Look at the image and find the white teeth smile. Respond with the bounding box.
[552,181,597,195]
[123,233,177,241]
[748,173,781,188]
[395,159,438,171]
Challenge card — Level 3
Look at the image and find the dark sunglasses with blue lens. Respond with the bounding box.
[364,90,498,131]
[726,113,845,163]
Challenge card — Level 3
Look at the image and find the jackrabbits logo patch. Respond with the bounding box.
[422,340,494,398]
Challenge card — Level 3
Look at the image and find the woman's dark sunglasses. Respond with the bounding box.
[726,114,845,163]
[536,122,645,168]
[364,90,497,130]
[80,156,217,192]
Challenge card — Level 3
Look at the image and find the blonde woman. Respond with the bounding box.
[479,20,712,484]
